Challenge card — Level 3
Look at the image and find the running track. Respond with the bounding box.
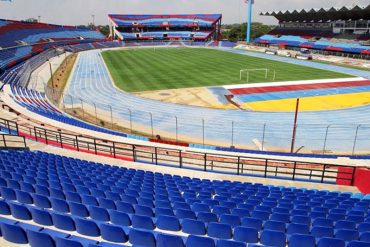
[65,49,370,153]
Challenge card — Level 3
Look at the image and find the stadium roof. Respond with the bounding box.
[108,14,222,27]
[260,4,370,22]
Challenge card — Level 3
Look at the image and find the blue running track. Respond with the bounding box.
[65,49,370,153]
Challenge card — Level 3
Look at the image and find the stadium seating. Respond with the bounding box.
[255,34,370,55]
[0,19,105,48]
[110,14,222,42]
[8,86,128,137]
[0,149,368,247]
[0,19,106,74]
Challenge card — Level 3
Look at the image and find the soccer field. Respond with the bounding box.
[102,48,353,92]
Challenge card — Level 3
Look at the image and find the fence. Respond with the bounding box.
[0,134,27,149]
[46,88,370,156]
[0,117,358,186]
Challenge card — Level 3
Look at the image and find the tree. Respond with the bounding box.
[222,22,274,42]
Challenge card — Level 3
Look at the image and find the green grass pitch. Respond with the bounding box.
[102,48,353,92]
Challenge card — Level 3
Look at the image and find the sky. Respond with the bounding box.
[0,0,368,26]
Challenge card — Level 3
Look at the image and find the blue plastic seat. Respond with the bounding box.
[89,206,110,221]
[361,232,370,242]
[115,201,135,214]
[156,215,181,231]
[241,217,262,230]
[0,200,11,215]
[347,241,370,247]
[15,190,33,204]
[192,203,211,213]
[1,222,28,244]
[288,234,315,247]
[260,229,286,247]
[51,213,76,231]
[291,215,310,225]
[348,215,365,223]
[9,203,32,220]
[1,187,16,200]
[55,237,84,247]
[156,200,172,209]
[212,206,231,216]
[287,223,309,235]
[313,217,333,227]
[100,223,128,243]
[129,228,156,247]
[75,218,100,237]
[32,194,51,208]
[27,229,55,247]
[251,210,270,221]
[156,233,185,247]
[264,220,286,232]
[30,208,53,226]
[65,191,81,203]
[335,229,359,241]
[69,202,89,217]
[219,214,241,227]
[197,212,218,223]
[176,209,196,220]
[98,198,116,210]
[50,189,65,200]
[81,195,99,206]
[231,208,250,218]
[135,205,154,217]
[131,214,155,230]
[182,219,206,235]
[186,235,215,247]
[173,202,191,210]
[317,237,345,247]
[155,207,175,217]
[233,226,258,243]
[216,239,246,247]
[311,226,334,238]
[109,210,131,226]
[50,197,70,213]
[271,213,290,223]
[359,223,370,233]
[335,220,356,230]
[207,222,232,239]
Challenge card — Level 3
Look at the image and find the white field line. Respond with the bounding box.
[223,77,367,90]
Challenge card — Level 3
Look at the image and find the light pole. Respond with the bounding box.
[246,0,254,43]
[91,15,95,27]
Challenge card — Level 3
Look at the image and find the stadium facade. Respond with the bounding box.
[108,14,222,42]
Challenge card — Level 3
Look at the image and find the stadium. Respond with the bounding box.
[0,0,369,246]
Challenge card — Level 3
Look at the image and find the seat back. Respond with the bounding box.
[260,230,286,247]
[288,234,315,247]
[317,237,345,247]
[157,233,184,247]
[182,219,206,235]
[207,222,232,239]
[129,228,156,247]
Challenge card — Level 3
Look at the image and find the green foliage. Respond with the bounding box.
[102,48,352,92]
[222,22,274,42]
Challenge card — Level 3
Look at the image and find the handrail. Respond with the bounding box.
[0,116,358,186]
[0,134,27,149]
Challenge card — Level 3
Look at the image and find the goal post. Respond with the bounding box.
[240,68,270,83]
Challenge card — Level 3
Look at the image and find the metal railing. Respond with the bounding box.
[0,134,27,149]
[0,117,358,186]
[48,89,370,156]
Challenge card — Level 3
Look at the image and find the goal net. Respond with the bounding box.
[240,68,271,83]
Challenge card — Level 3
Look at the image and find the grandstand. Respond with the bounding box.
[108,14,222,42]
[0,19,105,73]
[255,5,370,58]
